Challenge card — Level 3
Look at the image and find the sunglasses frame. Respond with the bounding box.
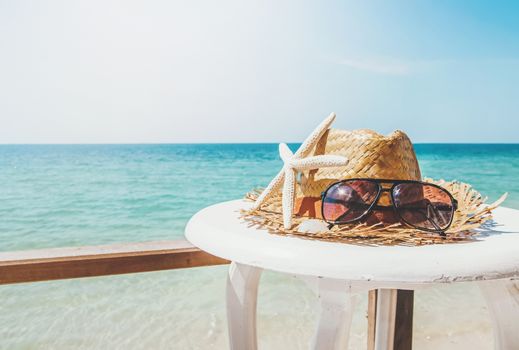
[320,178,458,235]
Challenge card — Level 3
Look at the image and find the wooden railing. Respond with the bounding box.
[0,240,228,285]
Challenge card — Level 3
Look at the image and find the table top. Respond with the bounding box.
[185,200,519,285]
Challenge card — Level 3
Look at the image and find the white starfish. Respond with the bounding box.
[253,113,348,229]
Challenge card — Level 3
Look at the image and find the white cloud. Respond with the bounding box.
[338,58,411,75]
[338,57,519,76]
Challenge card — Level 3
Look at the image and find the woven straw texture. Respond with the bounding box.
[246,127,506,245]
[260,128,422,212]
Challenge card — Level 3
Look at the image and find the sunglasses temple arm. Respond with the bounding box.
[423,205,447,237]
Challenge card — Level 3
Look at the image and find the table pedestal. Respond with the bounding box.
[479,280,519,350]
[226,262,519,350]
[226,262,358,350]
[311,277,356,350]
[226,263,262,349]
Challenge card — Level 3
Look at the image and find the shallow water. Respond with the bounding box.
[1,143,517,349]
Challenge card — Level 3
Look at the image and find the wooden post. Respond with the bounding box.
[393,290,414,350]
[368,289,414,350]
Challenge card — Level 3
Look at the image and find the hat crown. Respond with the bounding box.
[299,128,421,197]
[322,128,420,179]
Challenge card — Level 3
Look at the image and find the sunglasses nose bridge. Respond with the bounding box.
[376,189,393,206]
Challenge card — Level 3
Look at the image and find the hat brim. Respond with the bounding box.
[242,179,507,246]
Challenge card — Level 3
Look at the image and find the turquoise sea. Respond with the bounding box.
[1,144,519,349]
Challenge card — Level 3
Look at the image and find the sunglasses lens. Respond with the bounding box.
[393,183,454,231]
[322,180,379,223]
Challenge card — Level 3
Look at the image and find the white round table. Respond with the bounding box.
[185,200,519,350]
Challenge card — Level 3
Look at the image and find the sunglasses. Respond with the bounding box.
[321,179,458,236]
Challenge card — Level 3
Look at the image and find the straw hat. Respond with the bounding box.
[243,113,506,245]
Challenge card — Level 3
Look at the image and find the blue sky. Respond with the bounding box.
[0,0,518,143]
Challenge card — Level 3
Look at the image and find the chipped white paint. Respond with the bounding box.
[479,279,519,350]
[225,262,359,350]
[186,199,519,349]
[186,199,519,285]
[374,289,398,350]
[226,262,262,350]
[311,278,357,350]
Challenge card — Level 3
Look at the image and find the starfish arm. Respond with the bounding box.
[295,112,336,158]
[291,155,348,170]
[282,168,296,229]
[278,143,294,163]
[252,170,284,209]
[252,113,338,212]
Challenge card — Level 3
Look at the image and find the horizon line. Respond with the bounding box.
[1,142,519,146]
